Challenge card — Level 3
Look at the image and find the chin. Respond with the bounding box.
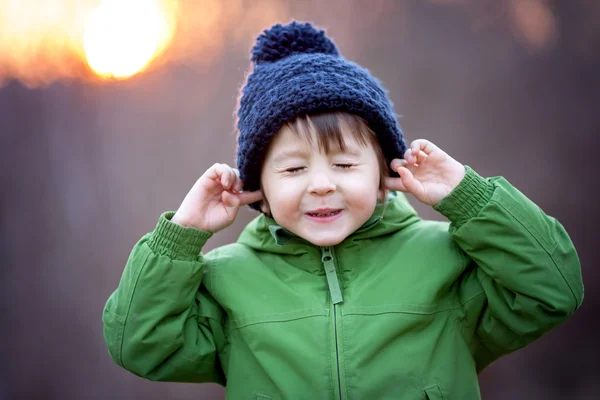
[306,235,346,247]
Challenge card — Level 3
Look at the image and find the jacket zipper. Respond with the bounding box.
[321,247,343,400]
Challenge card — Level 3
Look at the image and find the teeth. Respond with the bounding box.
[311,211,338,217]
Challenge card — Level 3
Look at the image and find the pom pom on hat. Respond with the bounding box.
[251,21,339,65]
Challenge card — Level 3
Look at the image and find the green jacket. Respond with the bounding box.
[103,166,583,399]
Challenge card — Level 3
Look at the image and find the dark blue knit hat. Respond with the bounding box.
[236,21,407,210]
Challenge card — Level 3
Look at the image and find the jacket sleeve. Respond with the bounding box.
[433,166,584,373]
[102,211,227,384]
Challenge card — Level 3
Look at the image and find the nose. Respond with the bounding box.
[307,170,336,196]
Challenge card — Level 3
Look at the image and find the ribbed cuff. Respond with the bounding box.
[146,211,213,261]
[433,166,496,228]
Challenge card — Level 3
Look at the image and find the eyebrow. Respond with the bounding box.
[271,149,310,163]
[271,146,362,163]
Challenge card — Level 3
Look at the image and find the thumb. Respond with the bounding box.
[222,190,241,210]
[237,190,264,206]
[397,167,422,197]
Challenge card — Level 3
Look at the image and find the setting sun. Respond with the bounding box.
[83,0,173,79]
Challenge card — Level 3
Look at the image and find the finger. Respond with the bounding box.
[410,139,439,156]
[220,169,228,188]
[403,149,428,166]
[391,158,414,176]
[384,176,408,192]
[237,190,264,206]
[206,163,226,181]
[390,158,407,172]
[201,164,229,193]
[221,168,234,190]
[397,167,424,197]
[413,150,428,164]
[222,190,240,209]
[403,148,419,165]
[232,170,244,193]
[232,179,243,193]
[403,148,412,164]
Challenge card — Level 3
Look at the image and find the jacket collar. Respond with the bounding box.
[238,191,421,253]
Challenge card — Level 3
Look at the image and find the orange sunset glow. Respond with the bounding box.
[0,0,558,88]
[83,0,175,79]
[0,0,288,87]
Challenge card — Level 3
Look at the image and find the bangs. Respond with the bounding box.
[285,112,375,154]
[283,111,389,191]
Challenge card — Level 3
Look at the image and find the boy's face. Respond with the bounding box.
[260,123,385,247]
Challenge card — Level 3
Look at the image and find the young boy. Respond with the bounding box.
[103,21,584,399]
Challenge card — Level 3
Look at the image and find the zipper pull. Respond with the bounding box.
[321,247,343,304]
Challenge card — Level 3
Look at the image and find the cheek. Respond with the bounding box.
[343,171,380,192]
[267,179,303,212]
[341,174,380,208]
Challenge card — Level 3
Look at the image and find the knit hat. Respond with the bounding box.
[236,21,407,210]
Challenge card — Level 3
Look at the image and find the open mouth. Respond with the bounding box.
[306,210,342,217]
[305,209,343,222]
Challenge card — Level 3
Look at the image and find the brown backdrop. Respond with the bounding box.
[1,1,598,399]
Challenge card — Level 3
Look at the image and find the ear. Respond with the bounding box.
[377,187,389,201]
[259,189,271,214]
[260,199,271,214]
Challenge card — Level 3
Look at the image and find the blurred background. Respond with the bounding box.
[1,0,598,399]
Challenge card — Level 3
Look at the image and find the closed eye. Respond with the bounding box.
[284,164,353,173]
[285,167,305,173]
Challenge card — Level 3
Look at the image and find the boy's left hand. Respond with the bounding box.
[385,139,466,206]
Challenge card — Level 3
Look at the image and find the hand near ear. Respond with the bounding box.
[172,163,263,233]
[385,140,466,206]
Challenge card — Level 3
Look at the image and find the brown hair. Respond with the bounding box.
[284,111,389,190]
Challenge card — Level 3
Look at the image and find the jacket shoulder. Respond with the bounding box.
[402,218,454,243]
[390,218,469,265]
[204,242,257,265]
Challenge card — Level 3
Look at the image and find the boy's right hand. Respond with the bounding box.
[171,163,263,233]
